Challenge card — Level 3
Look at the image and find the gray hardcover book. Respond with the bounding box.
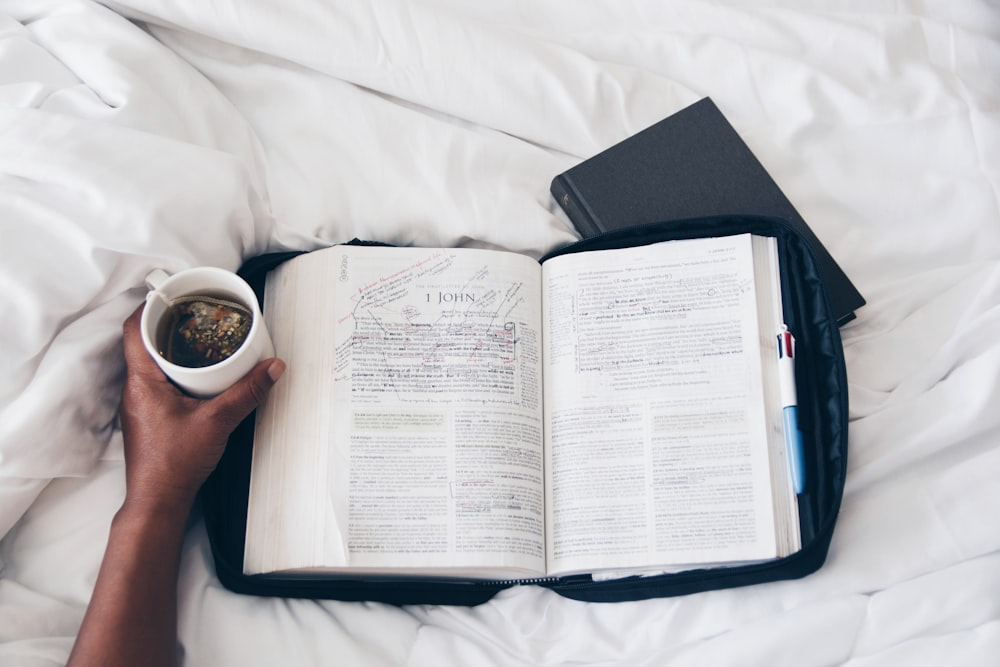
[551,97,864,324]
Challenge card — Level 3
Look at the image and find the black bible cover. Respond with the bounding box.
[550,97,865,325]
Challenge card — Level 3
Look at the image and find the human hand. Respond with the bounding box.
[118,304,285,515]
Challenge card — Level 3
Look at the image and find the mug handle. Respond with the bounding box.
[145,268,171,291]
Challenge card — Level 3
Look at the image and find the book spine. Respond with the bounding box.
[550,174,602,239]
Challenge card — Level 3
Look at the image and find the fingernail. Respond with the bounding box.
[267,359,286,382]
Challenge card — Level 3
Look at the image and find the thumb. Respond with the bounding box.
[208,358,286,433]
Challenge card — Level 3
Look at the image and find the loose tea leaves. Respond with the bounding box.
[160,296,252,367]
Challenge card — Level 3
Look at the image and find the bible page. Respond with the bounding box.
[541,234,781,576]
[246,245,547,578]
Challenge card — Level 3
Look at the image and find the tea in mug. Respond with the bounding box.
[157,294,253,368]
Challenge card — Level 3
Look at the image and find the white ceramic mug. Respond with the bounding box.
[140,267,274,398]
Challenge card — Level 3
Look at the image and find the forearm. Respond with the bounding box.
[67,497,194,667]
[68,307,285,666]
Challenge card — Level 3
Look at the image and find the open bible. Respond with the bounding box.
[243,234,801,580]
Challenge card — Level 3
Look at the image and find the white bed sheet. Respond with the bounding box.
[1,1,999,665]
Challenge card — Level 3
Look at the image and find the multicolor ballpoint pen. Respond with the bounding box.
[777,326,806,494]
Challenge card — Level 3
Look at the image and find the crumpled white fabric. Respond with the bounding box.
[1,0,999,665]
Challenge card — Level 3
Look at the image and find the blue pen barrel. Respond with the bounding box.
[782,406,806,494]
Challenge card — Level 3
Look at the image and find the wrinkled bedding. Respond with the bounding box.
[2,1,999,665]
